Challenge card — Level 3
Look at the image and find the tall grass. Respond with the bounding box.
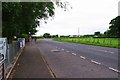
[54,38,120,48]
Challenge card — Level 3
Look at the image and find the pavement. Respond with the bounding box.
[8,41,53,79]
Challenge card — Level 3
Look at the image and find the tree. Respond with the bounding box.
[94,31,101,37]
[43,33,51,38]
[2,1,71,43]
[109,16,120,37]
[2,2,55,43]
[51,34,58,38]
[104,16,120,37]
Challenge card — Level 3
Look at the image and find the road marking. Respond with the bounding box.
[109,52,114,54]
[51,49,60,52]
[80,56,86,59]
[88,48,115,54]
[103,50,115,54]
[72,53,76,55]
[61,49,64,51]
[91,60,101,65]
[58,48,60,49]
[108,67,120,73]
[66,51,70,52]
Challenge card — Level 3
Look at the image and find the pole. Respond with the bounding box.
[78,27,79,37]
[118,1,120,16]
[0,2,2,38]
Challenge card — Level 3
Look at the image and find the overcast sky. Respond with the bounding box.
[36,0,119,36]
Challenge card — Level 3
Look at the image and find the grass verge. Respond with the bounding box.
[53,38,120,48]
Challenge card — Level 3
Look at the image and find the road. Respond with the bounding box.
[36,39,119,78]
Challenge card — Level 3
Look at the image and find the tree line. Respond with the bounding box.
[2,2,55,43]
[94,16,120,38]
[2,2,119,43]
[43,16,120,38]
[2,1,69,43]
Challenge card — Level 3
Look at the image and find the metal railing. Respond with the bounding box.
[5,38,25,76]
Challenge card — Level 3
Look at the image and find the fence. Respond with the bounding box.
[4,38,25,78]
[54,37,119,48]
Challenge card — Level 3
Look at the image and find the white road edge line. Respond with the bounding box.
[72,53,76,55]
[108,67,120,73]
[80,56,86,59]
[91,60,101,65]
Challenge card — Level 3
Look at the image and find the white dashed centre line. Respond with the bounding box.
[109,52,115,54]
[91,60,101,65]
[88,48,115,54]
[108,67,120,73]
[51,49,60,52]
[66,51,70,53]
[61,49,64,51]
[80,56,86,59]
[72,53,76,55]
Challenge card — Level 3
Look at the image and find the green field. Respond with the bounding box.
[54,38,120,48]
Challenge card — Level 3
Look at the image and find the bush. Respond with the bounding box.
[20,34,29,42]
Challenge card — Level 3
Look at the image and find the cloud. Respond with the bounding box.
[36,0,119,36]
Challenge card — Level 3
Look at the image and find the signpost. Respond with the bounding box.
[0,38,7,80]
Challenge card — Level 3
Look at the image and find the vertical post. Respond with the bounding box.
[0,2,2,38]
[118,1,120,16]
[78,27,79,37]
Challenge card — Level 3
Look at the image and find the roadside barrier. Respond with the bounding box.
[0,38,25,80]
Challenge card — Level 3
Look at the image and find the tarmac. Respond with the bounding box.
[8,41,53,79]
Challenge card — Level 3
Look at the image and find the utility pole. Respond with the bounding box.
[78,27,79,37]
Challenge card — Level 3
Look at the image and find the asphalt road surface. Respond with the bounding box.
[36,39,119,78]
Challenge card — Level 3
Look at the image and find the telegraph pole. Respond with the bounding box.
[78,27,79,37]
[0,2,2,38]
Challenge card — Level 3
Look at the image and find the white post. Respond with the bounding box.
[118,1,120,16]
[0,2,2,38]
[78,27,79,37]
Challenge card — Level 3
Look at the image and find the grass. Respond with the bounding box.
[53,38,120,48]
